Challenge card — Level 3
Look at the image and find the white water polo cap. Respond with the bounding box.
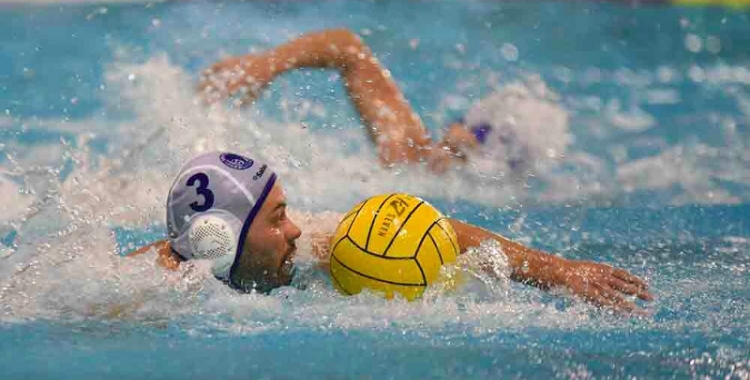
[462,81,571,171]
[167,151,276,285]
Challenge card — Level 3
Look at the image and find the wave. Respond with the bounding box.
[1,48,749,327]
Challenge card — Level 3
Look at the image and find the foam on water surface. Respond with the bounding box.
[0,37,747,328]
[0,2,749,377]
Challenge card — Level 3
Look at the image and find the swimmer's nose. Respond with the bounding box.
[288,219,302,241]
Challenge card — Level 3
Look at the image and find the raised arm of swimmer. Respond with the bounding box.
[199,28,473,173]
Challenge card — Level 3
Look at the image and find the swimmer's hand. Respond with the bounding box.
[553,259,653,314]
[198,54,274,104]
[427,123,478,174]
[127,240,180,271]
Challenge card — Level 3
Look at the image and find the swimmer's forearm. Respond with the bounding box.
[448,219,563,288]
[254,29,426,139]
[254,29,362,70]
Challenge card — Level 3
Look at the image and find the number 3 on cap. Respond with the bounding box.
[187,173,214,212]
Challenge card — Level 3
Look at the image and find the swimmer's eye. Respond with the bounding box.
[271,210,287,225]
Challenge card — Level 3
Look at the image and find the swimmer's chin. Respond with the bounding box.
[278,247,297,283]
[285,265,299,285]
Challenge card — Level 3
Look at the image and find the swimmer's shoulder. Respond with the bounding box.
[126,240,181,271]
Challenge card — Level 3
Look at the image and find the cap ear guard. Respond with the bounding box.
[188,214,238,260]
[171,211,243,281]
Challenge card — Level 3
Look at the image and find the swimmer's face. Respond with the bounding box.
[233,182,302,293]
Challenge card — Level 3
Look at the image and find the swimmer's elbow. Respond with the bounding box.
[325,28,362,44]
[321,28,368,57]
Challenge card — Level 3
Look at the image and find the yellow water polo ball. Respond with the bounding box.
[329,193,460,301]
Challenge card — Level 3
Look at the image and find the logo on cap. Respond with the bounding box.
[253,164,268,181]
[220,153,254,170]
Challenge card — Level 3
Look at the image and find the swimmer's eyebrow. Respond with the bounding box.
[267,202,287,222]
[273,202,287,212]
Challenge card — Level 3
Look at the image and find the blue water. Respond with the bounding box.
[1,0,750,379]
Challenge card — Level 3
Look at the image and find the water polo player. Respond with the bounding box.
[199,28,569,175]
[130,151,652,312]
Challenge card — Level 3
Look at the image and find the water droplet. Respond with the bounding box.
[500,43,519,62]
[705,36,721,54]
[684,34,702,53]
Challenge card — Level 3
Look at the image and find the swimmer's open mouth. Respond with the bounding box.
[280,246,297,276]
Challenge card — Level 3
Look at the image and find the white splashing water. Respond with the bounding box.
[0,53,604,332]
[0,53,745,333]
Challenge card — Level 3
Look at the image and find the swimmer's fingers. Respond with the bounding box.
[608,276,653,301]
[612,268,649,291]
[202,54,277,105]
[197,72,230,104]
[197,57,248,102]
[588,283,642,315]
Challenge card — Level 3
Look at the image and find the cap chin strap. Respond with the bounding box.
[227,174,277,292]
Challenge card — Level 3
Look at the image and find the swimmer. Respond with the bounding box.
[199,28,568,175]
[130,151,653,312]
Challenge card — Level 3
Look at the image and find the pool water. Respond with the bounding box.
[1,0,749,378]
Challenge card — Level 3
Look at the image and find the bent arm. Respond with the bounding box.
[200,29,433,164]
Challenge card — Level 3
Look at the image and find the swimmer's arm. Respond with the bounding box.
[448,219,653,312]
[200,29,463,170]
[126,240,181,270]
[201,30,426,148]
